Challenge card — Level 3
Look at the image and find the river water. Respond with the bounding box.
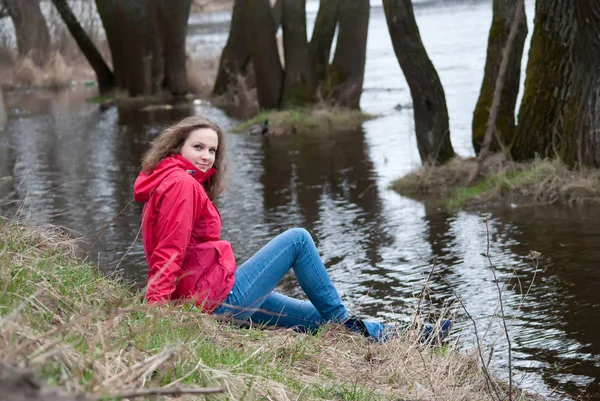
[1,1,599,399]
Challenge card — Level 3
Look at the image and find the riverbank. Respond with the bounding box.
[0,220,527,400]
[391,154,600,209]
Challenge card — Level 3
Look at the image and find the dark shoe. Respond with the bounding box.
[419,319,453,344]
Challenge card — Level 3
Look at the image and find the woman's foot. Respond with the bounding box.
[346,318,453,344]
[418,319,453,344]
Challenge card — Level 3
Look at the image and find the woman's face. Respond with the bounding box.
[179,128,219,172]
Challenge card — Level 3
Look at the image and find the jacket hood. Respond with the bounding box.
[134,154,216,203]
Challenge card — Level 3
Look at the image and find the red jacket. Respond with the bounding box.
[133,154,236,312]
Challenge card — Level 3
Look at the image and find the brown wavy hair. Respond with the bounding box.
[141,116,226,200]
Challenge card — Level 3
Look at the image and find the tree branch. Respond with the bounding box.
[434,271,502,400]
[484,217,513,401]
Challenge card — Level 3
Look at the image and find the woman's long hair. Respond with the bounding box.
[141,116,226,200]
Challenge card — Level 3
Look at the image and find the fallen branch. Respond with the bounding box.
[92,386,225,400]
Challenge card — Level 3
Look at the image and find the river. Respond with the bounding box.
[1,1,599,399]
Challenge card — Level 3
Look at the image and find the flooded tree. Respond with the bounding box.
[50,0,114,94]
[95,0,192,97]
[2,0,50,67]
[226,0,369,111]
[323,0,370,109]
[310,0,340,86]
[472,0,527,155]
[383,0,455,165]
[244,0,283,109]
[212,0,250,96]
[571,2,600,167]
[213,0,283,97]
[510,0,600,167]
[281,0,317,108]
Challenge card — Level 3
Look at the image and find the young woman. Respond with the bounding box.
[134,116,450,342]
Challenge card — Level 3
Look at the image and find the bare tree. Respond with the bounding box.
[164,0,192,95]
[571,1,600,166]
[50,0,114,94]
[95,0,192,97]
[213,0,285,97]
[469,0,525,182]
[244,0,283,109]
[212,0,249,96]
[383,0,455,165]
[310,0,340,85]
[324,0,370,109]
[220,0,370,112]
[3,0,50,66]
[472,0,527,154]
[510,0,600,167]
[281,0,317,108]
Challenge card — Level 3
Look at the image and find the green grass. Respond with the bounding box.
[0,220,530,400]
[85,94,115,104]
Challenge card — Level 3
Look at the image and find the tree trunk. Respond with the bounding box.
[310,0,340,85]
[96,0,191,97]
[147,0,165,94]
[244,0,283,109]
[324,0,369,109]
[95,0,125,88]
[510,0,576,163]
[50,0,114,94]
[472,0,527,154]
[213,0,250,96]
[571,1,600,167]
[163,0,192,95]
[122,1,149,96]
[281,0,316,108]
[4,0,50,67]
[272,0,283,27]
[383,0,455,165]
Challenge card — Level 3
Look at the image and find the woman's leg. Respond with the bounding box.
[213,228,348,324]
[243,292,324,331]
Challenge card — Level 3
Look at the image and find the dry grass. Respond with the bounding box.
[0,219,541,400]
[1,50,96,91]
[10,52,74,89]
[391,153,600,209]
[0,0,103,90]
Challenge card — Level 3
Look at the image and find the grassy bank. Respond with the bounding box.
[0,220,529,400]
[391,154,600,209]
[232,108,375,136]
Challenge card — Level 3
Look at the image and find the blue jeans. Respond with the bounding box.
[213,228,385,339]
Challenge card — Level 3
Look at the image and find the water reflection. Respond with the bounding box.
[257,129,393,300]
